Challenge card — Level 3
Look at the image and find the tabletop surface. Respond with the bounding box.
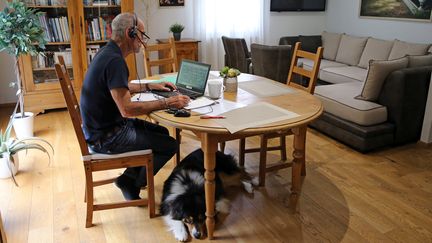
[150,73,323,135]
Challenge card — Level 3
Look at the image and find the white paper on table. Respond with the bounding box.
[238,79,296,97]
[215,102,300,134]
[185,97,216,110]
[131,93,159,102]
[193,99,246,115]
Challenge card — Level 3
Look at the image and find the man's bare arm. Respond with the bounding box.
[111,87,190,117]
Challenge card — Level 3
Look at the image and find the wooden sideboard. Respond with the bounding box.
[156,38,200,73]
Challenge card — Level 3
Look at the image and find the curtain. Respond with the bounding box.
[193,0,264,71]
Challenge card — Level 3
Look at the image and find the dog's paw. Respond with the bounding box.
[251,177,259,187]
[241,181,254,194]
[173,225,188,242]
[216,198,231,214]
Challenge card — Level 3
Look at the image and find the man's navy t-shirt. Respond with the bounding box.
[80,41,129,141]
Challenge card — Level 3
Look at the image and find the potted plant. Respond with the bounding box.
[219,66,241,92]
[0,102,53,186]
[0,0,47,138]
[169,23,185,41]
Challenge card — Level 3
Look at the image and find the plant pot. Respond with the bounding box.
[173,32,181,41]
[224,77,238,93]
[12,112,34,139]
[0,153,19,179]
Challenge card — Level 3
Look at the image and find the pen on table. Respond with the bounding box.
[200,115,226,119]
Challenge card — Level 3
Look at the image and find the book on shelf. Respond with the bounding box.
[83,0,121,6]
[87,45,101,64]
[33,49,72,68]
[85,15,115,41]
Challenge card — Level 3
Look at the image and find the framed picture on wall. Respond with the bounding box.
[159,0,184,7]
[359,0,432,22]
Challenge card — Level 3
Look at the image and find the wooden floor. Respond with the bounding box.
[1,107,432,243]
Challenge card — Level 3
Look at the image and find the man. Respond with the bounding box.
[80,13,190,200]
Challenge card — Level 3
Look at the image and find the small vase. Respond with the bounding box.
[225,77,238,93]
[173,32,181,41]
[12,111,34,139]
[0,154,19,179]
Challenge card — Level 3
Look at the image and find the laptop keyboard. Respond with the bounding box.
[152,88,200,99]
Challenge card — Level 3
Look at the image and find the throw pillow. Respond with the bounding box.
[358,38,394,69]
[428,45,432,54]
[356,57,408,101]
[408,54,432,67]
[321,31,342,60]
[335,34,368,66]
[388,40,430,60]
[299,35,322,53]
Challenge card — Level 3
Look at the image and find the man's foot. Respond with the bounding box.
[114,175,141,200]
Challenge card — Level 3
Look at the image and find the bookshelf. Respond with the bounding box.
[19,0,136,114]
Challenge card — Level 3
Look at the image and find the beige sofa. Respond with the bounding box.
[279,32,432,152]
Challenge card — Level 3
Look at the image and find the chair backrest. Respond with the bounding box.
[251,43,292,84]
[55,56,90,157]
[143,37,178,77]
[221,36,251,73]
[287,42,323,94]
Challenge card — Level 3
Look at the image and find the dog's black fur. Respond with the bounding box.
[160,149,240,241]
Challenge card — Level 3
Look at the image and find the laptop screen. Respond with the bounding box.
[176,60,211,94]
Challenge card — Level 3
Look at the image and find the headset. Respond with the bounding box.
[128,13,138,39]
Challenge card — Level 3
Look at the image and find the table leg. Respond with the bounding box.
[202,134,218,240]
[291,126,306,199]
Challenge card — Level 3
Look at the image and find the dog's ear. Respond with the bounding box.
[170,198,186,220]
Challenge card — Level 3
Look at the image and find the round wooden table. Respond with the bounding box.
[150,73,323,239]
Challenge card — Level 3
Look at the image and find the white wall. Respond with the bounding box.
[0,0,19,105]
[325,0,432,143]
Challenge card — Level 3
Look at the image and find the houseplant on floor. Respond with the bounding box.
[169,23,185,41]
[0,0,47,138]
[0,102,53,186]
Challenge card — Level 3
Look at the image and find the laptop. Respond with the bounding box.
[152,59,211,99]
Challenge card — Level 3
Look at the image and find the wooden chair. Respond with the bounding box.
[54,56,155,228]
[143,37,178,77]
[239,42,323,186]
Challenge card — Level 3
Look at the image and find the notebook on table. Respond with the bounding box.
[152,59,211,99]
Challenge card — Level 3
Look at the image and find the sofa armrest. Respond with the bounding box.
[378,66,432,144]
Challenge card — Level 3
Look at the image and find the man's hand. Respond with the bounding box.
[166,95,190,109]
[148,82,176,91]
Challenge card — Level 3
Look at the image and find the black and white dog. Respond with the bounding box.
[160,149,253,241]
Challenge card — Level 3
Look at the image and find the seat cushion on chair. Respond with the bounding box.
[83,147,153,161]
[315,82,387,126]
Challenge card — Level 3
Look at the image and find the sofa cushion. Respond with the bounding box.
[408,54,432,67]
[321,31,342,60]
[335,34,368,66]
[300,58,347,71]
[358,38,394,69]
[388,40,430,59]
[315,82,388,126]
[356,57,409,101]
[299,35,322,53]
[319,66,368,84]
